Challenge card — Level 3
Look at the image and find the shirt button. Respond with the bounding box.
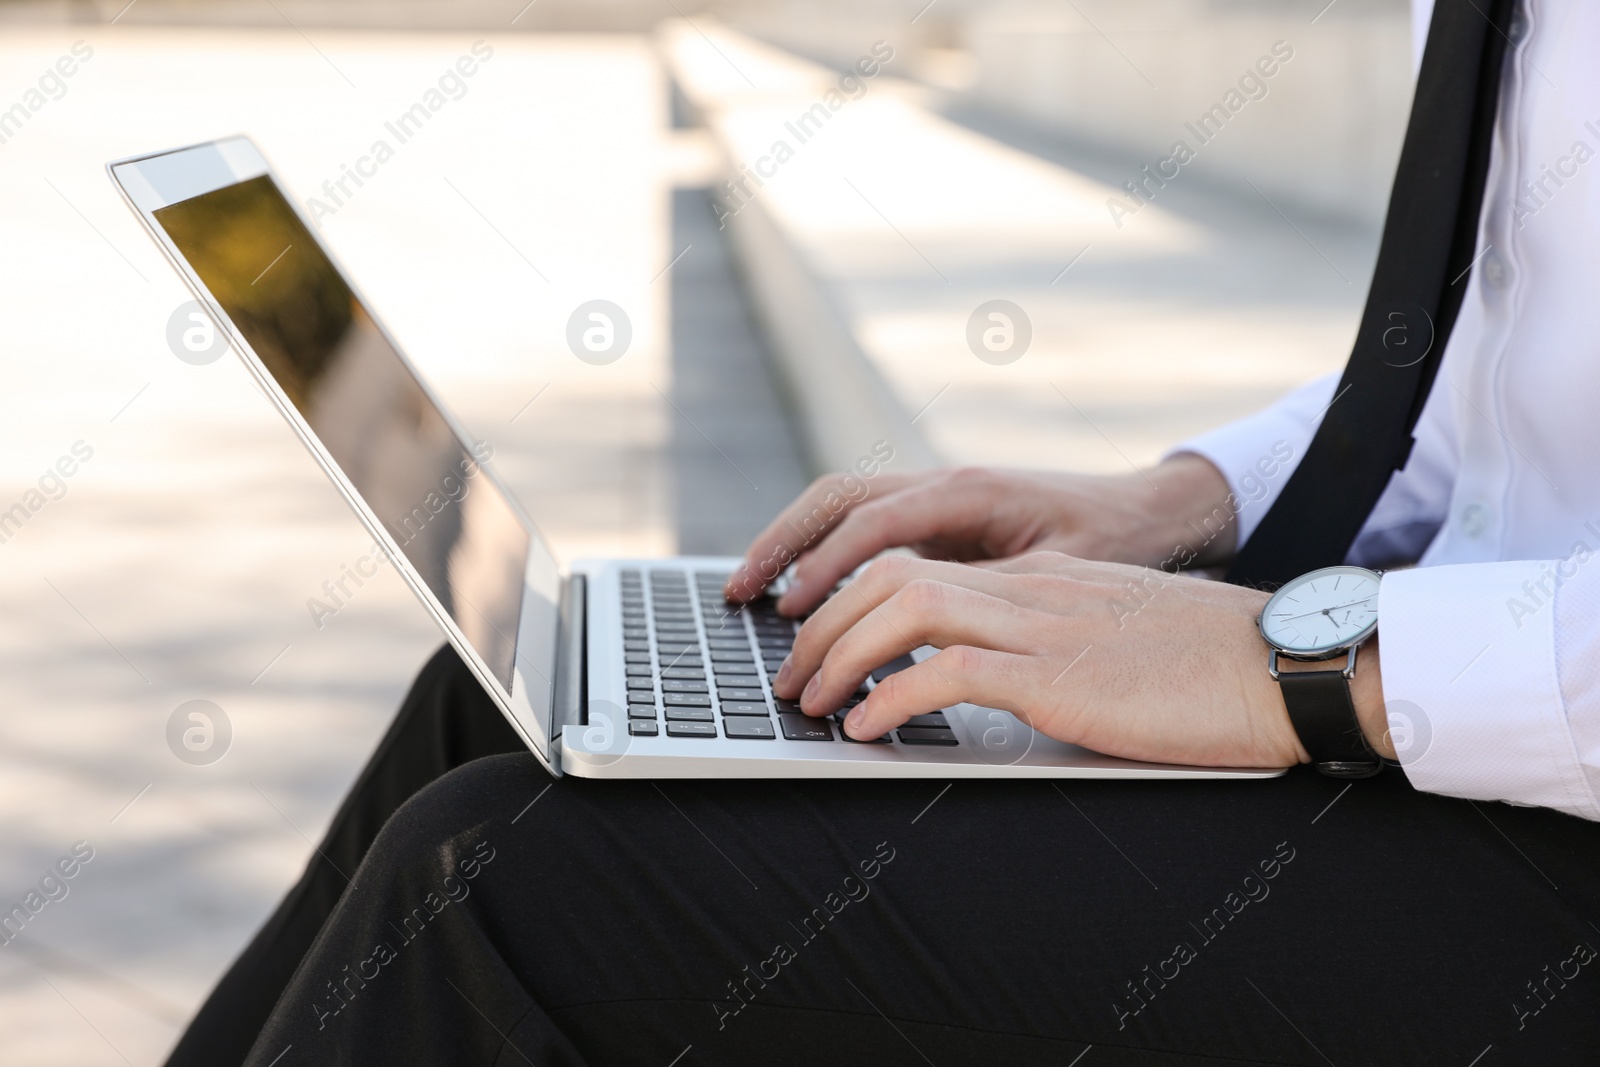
[1480,249,1511,289]
[1460,503,1492,538]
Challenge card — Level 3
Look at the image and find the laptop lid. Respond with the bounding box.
[109,136,565,767]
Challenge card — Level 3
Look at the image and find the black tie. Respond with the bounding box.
[1225,0,1513,588]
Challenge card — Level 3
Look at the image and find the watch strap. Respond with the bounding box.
[1277,668,1383,778]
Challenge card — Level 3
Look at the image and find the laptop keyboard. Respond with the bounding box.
[618,568,959,746]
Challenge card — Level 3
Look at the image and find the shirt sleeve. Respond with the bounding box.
[1164,372,1340,548]
[1379,560,1600,821]
[1166,369,1461,567]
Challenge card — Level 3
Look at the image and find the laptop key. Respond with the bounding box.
[724,717,776,740]
[715,674,762,689]
[626,677,655,692]
[906,712,949,728]
[721,701,771,716]
[628,721,660,736]
[666,721,718,737]
[897,727,958,746]
[711,650,755,663]
[623,641,650,653]
[665,707,715,722]
[717,687,765,702]
[663,692,713,707]
[662,679,708,693]
[778,714,833,741]
[625,652,651,665]
[841,730,892,744]
[870,654,917,682]
[625,664,654,677]
[627,704,658,719]
[661,667,706,680]
[773,699,802,714]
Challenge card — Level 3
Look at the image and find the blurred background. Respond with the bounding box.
[0,0,1411,1061]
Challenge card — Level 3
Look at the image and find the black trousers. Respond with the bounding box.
[173,647,1600,1066]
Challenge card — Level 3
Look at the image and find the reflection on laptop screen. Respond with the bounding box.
[153,175,528,691]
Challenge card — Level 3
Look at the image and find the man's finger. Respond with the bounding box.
[841,645,1035,741]
[774,476,1000,615]
[776,557,1009,697]
[724,471,922,603]
[778,557,1116,700]
[797,581,1044,715]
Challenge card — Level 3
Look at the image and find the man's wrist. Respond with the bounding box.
[1136,453,1239,568]
[1258,636,1390,767]
[1350,639,1394,760]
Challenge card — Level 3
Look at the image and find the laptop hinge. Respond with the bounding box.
[550,574,587,750]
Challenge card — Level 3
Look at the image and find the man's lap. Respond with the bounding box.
[246,746,1600,1066]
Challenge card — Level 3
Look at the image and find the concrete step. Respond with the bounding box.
[658,17,1378,480]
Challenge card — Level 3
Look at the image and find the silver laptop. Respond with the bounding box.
[109,136,1281,782]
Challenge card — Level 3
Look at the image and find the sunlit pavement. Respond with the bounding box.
[0,18,1385,1066]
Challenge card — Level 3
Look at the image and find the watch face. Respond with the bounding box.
[1259,565,1380,656]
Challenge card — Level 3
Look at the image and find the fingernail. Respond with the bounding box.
[802,672,820,704]
[777,576,803,614]
[844,704,866,736]
[774,656,792,688]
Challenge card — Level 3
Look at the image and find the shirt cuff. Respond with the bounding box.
[1164,374,1336,548]
[1379,562,1600,820]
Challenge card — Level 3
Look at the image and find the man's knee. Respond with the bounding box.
[396,645,521,758]
[369,754,548,877]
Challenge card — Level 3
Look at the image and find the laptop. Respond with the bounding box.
[109,135,1282,782]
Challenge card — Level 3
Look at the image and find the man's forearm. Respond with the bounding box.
[1131,453,1241,569]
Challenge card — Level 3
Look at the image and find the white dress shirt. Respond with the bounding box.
[1176,0,1600,820]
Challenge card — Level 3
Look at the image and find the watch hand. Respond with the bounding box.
[1279,595,1375,623]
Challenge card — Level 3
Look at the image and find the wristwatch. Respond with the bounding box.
[1257,565,1383,779]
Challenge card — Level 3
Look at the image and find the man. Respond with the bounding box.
[168,1,1600,1064]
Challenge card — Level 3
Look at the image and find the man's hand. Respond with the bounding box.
[770,551,1321,768]
[724,455,1237,616]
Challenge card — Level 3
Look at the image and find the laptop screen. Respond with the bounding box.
[152,174,530,691]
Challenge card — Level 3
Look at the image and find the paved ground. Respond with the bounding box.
[665,187,811,555]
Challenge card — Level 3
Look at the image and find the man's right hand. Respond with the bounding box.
[724,453,1238,617]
